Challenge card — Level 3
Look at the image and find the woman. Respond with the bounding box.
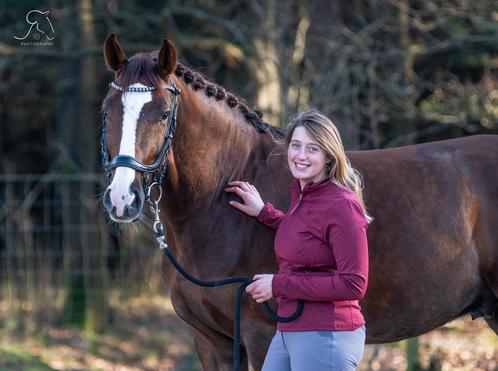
[225,110,370,370]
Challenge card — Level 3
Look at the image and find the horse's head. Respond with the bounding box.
[101,33,179,223]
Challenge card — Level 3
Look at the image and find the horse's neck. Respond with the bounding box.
[161,79,277,226]
[159,79,290,276]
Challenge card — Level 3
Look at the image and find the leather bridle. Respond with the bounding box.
[100,80,181,198]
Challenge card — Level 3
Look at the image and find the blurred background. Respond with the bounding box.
[0,0,497,370]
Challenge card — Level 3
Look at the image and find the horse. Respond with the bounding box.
[100,34,498,370]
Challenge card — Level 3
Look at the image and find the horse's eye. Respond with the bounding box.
[103,112,109,122]
[161,112,170,123]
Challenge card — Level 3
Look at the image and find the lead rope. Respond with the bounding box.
[146,185,303,371]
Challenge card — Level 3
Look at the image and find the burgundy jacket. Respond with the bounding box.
[257,178,369,331]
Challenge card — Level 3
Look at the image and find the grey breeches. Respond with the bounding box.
[262,325,366,371]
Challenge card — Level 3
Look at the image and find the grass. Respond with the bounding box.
[0,294,496,370]
[0,295,201,371]
[0,349,54,371]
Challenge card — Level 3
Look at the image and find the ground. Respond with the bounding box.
[0,295,496,371]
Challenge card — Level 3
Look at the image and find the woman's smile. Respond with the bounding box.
[294,162,310,170]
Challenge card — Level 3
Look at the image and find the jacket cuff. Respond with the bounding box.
[271,274,285,297]
[256,202,273,223]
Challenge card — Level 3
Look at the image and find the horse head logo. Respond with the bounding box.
[14,10,55,41]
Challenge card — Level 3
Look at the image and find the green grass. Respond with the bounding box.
[0,295,201,370]
[0,349,54,371]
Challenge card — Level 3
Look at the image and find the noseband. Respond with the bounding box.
[100,80,181,198]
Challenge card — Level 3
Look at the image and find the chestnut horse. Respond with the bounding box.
[101,34,498,370]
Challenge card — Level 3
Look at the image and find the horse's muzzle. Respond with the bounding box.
[103,184,144,223]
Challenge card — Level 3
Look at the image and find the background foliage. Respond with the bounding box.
[0,0,497,370]
[1,0,497,175]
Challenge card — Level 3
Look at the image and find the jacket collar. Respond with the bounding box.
[289,177,334,195]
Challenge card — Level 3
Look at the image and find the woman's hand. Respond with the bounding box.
[225,181,265,217]
[245,274,274,303]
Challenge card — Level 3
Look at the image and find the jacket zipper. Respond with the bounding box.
[289,193,303,214]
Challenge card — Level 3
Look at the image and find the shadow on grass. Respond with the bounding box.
[89,302,201,370]
[0,349,55,371]
[84,311,201,370]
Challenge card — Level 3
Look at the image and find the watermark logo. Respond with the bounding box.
[14,9,55,46]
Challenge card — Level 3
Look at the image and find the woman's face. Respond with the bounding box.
[287,126,330,189]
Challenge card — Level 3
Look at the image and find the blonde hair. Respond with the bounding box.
[285,110,373,223]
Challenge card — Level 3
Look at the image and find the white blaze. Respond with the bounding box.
[108,83,152,217]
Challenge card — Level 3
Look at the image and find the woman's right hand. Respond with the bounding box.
[225,181,265,217]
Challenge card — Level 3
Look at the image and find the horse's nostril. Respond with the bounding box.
[132,190,141,204]
[103,188,113,211]
[122,204,131,218]
[130,190,142,210]
[128,189,144,221]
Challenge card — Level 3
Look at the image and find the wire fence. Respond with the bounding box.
[0,173,165,330]
[1,174,496,370]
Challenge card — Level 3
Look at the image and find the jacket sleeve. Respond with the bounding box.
[256,202,285,230]
[271,198,368,301]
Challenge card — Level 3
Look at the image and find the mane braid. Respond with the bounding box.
[174,63,285,139]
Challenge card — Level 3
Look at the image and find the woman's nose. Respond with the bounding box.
[297,148,307,159]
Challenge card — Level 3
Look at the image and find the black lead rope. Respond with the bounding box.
[153,215,303,371]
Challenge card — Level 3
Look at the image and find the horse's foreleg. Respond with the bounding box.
[240,315,275,371]
[192,327,248,371]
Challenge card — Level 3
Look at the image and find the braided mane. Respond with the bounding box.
[174,63,285,139]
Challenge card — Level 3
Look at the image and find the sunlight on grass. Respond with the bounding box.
[0,294,201,371]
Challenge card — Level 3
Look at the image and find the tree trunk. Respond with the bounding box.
[58,2,85,326]
[247,0,282,125]
[78,0,108,334]
[58,0,108,333]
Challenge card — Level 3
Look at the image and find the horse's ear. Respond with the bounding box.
[157,38,177,79]
[104,33,128,73]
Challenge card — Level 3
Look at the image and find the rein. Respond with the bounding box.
[101,81,303,371]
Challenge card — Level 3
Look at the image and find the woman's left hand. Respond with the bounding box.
[245,274,274,303]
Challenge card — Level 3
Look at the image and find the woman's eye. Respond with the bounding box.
[291,143,299,148]
[309,147,318,153]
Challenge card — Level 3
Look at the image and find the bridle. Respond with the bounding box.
[100,80,181,199]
